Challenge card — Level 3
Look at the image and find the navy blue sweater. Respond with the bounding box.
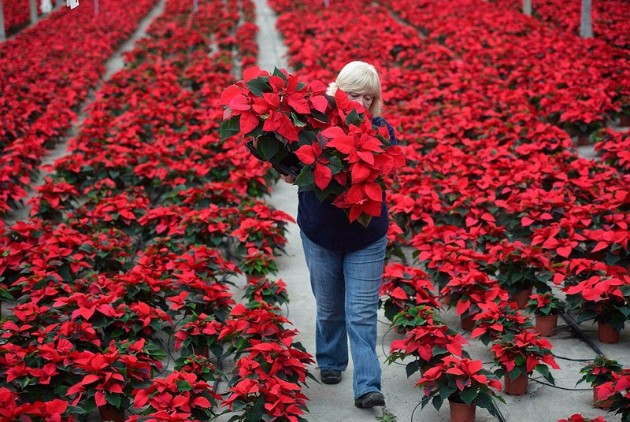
[297,116,397,252]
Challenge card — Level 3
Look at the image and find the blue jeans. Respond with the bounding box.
[301,232,387,399]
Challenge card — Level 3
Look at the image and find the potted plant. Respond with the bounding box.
[173,312,225,359]
[440,269,508,331]
[576,355,623,410]
[485,241,553,309]
[564,274,630,344]
[417,356,504,422]
[243,276,290,306]
[470,301,533,345]
[387,318,469,378]
[379,262,439,325]
[66,338,166,421]
[131,370,222,420]
[240,243,279,282]
[525,292,565,337]
[595,369,630,420]
[491,330,560,395]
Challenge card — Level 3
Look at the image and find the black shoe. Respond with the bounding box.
[354,391,385,408]
[320,369,342,384]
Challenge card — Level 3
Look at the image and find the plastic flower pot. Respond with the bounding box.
[449,399,476,422]
[504,373,528,395]
[193,343,210,358]
[597,321,620,344]
[460,314,476,331]
[98,404,125,422]
[593,385,614,410]
[535,314,558,337]
[511,287,532,309]
[575,132,591,146]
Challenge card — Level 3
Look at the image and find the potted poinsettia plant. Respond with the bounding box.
[387,312,469,378]
[595,369,630,420]
[525,292,565,337]
[130,370,222,421]
[484,241,553,309]
[440,269,508,331]
[219,66,404,227]
[379,262,439,324]
[417,356,504,422]
[173,312,225,359]
[65,338,166,421]
[470,301,533,345]
[243,276,290,306]
[491,330,560,396]
[564,274,630,344]
[576,355,623,410]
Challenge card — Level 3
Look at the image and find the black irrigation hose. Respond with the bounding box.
[491,397,508,422]
[410,401,422,421]
[560,313,606,357]
[552,352,594,362]
[530,377,592,392]
[381,325,407,367]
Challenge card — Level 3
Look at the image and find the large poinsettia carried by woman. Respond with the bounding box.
[219,66,404,227]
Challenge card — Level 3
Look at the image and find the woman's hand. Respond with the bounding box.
[280,175,295,184]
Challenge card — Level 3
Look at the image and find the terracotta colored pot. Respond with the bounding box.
[597,321,620,344]
[460,314,476,331]
[511,287,532,309]
[535,314,558,337]
[575,132,591,146]
[504,373,528,395]
[98,404,125,422]
[193,343,210,358]
[449,399,476,422]
[593,386,614,410]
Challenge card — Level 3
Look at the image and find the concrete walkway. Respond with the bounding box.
[254,1,628,422]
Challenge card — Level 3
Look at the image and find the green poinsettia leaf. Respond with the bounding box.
[246,78,269,97]
[326,156,344,174]
[295,166,315,189]
[345,109,362,126]
[459,387,479,405]
[272,67,288,81]
[535,364,555,384]
[106,393,121,409]
[406,360,421,378]
[177,380,193,391]
[220,116,240,142]
[431,394,444,411]
[258,137,282,161]
[298,129,318,146]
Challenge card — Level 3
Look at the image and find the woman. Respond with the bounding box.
[285,61,397,409]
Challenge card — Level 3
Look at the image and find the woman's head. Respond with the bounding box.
[326,61,383,116]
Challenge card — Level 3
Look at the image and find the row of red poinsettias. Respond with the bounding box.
[267,0,628,418]
[495,0,630,52]
[378,0,629,133]
[1,0,36,35]
[0,0,314,420]
[0,0,157,219]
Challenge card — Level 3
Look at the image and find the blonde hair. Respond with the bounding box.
[326,61,383,116]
